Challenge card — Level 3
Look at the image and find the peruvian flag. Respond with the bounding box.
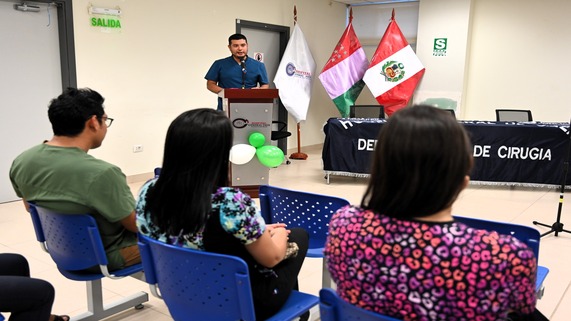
[319,9,368,118]
[363,9,425,116]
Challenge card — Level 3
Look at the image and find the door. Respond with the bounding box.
[237,19,290,153]
[0,1,62,202]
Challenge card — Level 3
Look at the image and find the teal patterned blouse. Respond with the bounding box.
[135,178,266,249]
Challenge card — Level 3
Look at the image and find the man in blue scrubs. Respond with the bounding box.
[205,33,269,110]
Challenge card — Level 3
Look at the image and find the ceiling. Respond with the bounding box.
[332,0,418,5]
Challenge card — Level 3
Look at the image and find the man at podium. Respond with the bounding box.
[205,33,269,110]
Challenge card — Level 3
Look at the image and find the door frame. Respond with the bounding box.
[236,19,290,153]
[53,0,77,88]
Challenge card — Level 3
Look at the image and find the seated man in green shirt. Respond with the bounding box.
[10,87,139,271]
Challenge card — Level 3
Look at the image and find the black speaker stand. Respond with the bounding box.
[533,122,571,237]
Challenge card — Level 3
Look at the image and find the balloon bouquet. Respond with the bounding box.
[229,132,285,167]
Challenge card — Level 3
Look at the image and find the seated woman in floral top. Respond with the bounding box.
[324,105,547,321]
[136,108,309,320]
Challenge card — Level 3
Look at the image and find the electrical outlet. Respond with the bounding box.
[133,145,143,153]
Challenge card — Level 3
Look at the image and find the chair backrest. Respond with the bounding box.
[137,233,257,321]
[259,185,350,250]
[29,204,109,272]
[495,109,533,121]
[454,216,540,260]
[319,288,402,321]
[350,105,385,119]
[443,109,456,118]
[28,203,143,280]
[27,204,148,319]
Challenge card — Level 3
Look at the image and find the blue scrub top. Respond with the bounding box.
[205,56,269,109]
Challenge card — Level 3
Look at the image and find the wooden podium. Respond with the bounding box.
[219,88,279,197]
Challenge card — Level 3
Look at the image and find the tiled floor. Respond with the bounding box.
[1,146,570,320]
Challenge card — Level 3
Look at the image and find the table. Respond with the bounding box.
[322,118,571,187]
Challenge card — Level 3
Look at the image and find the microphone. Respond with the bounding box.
[240,56,247,89]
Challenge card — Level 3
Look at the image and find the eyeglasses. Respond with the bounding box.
[102,116,114,128]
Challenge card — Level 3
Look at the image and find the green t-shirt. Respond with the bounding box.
[10,144,137,270]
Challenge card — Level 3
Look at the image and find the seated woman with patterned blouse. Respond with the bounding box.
[324,105,547,321]
[135,109,309,320]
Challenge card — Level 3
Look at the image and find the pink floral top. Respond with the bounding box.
[324,205,537,321]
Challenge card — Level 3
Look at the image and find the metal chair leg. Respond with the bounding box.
[71,279,149,321]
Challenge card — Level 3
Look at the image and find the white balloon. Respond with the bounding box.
[229,144,256,165]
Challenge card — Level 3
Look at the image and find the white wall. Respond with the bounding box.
[71,0,346,176]
[60,0,571,177]
[463,0,571,122]
[415,0,471,115]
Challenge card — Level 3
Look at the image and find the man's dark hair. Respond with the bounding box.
[228,33,247,45]
[361,105,473,218]
[47,87,105,136]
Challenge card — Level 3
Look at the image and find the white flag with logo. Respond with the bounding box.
[274,24,316,122]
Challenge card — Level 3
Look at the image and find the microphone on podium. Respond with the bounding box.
[241,56,247,89]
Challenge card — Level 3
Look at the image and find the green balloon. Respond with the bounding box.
[256,145,285,167]
[248,132,266,148]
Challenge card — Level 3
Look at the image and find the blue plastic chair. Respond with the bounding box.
[259,185,350,287]
[319,288,402,321]
[454,215,549,298]
[137,233,319,321]
[28,203,148,321]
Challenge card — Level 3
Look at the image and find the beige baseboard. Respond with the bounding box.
[127,172,154,184]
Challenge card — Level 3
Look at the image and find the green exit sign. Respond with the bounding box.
[91,17,122,29]
[433,38,447,56]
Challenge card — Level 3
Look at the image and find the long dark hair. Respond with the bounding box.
[145,108,233,234]
[361,105,473,218]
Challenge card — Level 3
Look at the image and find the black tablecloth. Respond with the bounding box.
[323,118,571,186]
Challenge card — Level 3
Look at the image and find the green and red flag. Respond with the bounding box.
[319,9,368,118]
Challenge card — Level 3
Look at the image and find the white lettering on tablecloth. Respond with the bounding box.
[358,139,377,151]
[339,120,354,130]
[473,145,491,157]
[497,146,551,160]
[473,145,552,161]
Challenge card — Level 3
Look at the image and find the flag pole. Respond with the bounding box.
[290,5,308,160]
[350,6,353,23]
[290,123,307,160]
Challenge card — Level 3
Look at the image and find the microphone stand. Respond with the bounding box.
[533,120,571,237]
[241,57,246,89]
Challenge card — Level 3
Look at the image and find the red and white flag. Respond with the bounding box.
[363,9,425,116]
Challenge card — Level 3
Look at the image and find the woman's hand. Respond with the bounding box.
[266,223,290,237]
[269,227,289,242]
[245,225,289,268]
